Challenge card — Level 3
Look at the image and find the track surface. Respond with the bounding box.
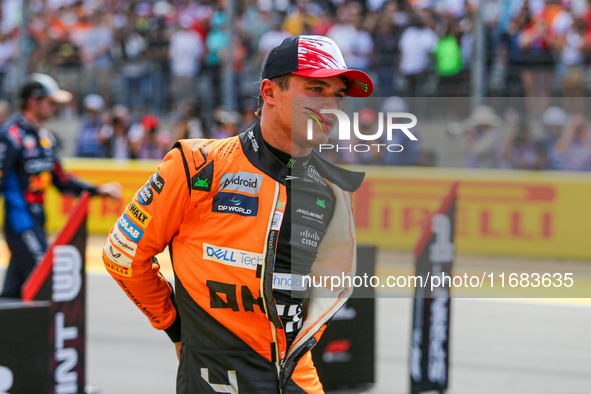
[1,238,591,393]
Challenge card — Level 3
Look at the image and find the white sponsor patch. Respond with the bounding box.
[306,165,327,186]
[272,273,308,291]
[202,243,262,270]
[103,240,133,268]
[271,211,284,231]
[110,226,138,257]
[219,172,263,194]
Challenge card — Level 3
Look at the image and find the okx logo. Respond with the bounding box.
[304,108,418,154]
[213,192,258,217]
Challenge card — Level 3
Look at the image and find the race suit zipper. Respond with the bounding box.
[280,337,318,389]
[259,182,284,391]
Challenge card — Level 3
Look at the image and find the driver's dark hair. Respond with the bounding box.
[255,74,292,118]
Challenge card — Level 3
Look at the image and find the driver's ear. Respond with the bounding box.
[261,79,277,107]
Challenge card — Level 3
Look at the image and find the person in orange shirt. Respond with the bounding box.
[103,35,373,393]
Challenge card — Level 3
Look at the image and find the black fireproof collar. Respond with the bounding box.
[239,120,365,192]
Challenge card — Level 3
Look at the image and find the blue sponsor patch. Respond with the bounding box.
[212,192,258,217]
[137,183,153,206]
[117,213,144,242]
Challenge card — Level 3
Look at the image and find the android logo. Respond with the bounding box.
[194,178,209,188]
[316,198,325,209]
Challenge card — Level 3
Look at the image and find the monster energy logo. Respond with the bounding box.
[354,80,369,92]
[287,159,295,168]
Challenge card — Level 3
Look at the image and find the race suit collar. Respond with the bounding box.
[262,139,311,173]
[240,120,366,192]
[14,113,40,133]
[239,120,290,185]
[309,150,365,192]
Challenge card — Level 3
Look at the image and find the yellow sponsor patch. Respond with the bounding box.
[104,257,132,278]
[40,136,52,149]
[126,201,152,228]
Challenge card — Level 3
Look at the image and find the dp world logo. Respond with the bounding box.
[304,108,418,153]
[230,196,241,205]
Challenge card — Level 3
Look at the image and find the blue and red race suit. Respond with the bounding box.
[0,114,98,298]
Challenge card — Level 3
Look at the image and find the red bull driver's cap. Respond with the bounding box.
[261,35,374,97]
[21,73,73,104]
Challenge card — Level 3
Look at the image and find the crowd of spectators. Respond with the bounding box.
[60,94,257,160]
[1,92,589,170]
[462,104,591,171]
[2,0,591,112]
[1,0,591,169]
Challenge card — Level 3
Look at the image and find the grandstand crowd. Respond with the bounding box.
[0,0,590,170]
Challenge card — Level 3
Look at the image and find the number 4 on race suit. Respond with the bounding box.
[201,368,239,394]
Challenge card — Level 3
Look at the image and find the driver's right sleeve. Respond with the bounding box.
[102,145,192,342]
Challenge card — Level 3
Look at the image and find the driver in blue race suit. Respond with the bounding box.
[0,74,121,299]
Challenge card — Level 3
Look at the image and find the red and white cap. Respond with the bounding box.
[261,35,374,97]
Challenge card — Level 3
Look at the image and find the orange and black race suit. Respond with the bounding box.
[103,120,364,393]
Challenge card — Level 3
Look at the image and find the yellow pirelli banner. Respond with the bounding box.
[1,159,590,259]
[8,158,162,236]
[349,166,591,259]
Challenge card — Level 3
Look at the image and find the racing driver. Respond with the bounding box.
[103,35,373,393]
[0,73,121,299]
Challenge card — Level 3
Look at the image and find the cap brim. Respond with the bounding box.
[291,68,374,97]
[49,90,73,104]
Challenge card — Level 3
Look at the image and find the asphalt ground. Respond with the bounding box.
[1,237,591,393]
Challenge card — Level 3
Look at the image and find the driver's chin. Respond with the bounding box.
[305,133,330,148]
[315,128,331,145]
[293,135,322,152]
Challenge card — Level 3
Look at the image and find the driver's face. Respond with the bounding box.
[35,97,59,121]
[276,74,348,150]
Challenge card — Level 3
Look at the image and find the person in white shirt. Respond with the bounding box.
[169,15,204,109]
[397,16,438,96]
[258,22,292,58]
[0,35,15,100]
[557,17,586,112]
[327,3,374,71]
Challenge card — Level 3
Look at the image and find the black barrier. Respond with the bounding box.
[22,192,90,394]
[410,183,457,394]
[0,299,51,393]
[311,245,376,392]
